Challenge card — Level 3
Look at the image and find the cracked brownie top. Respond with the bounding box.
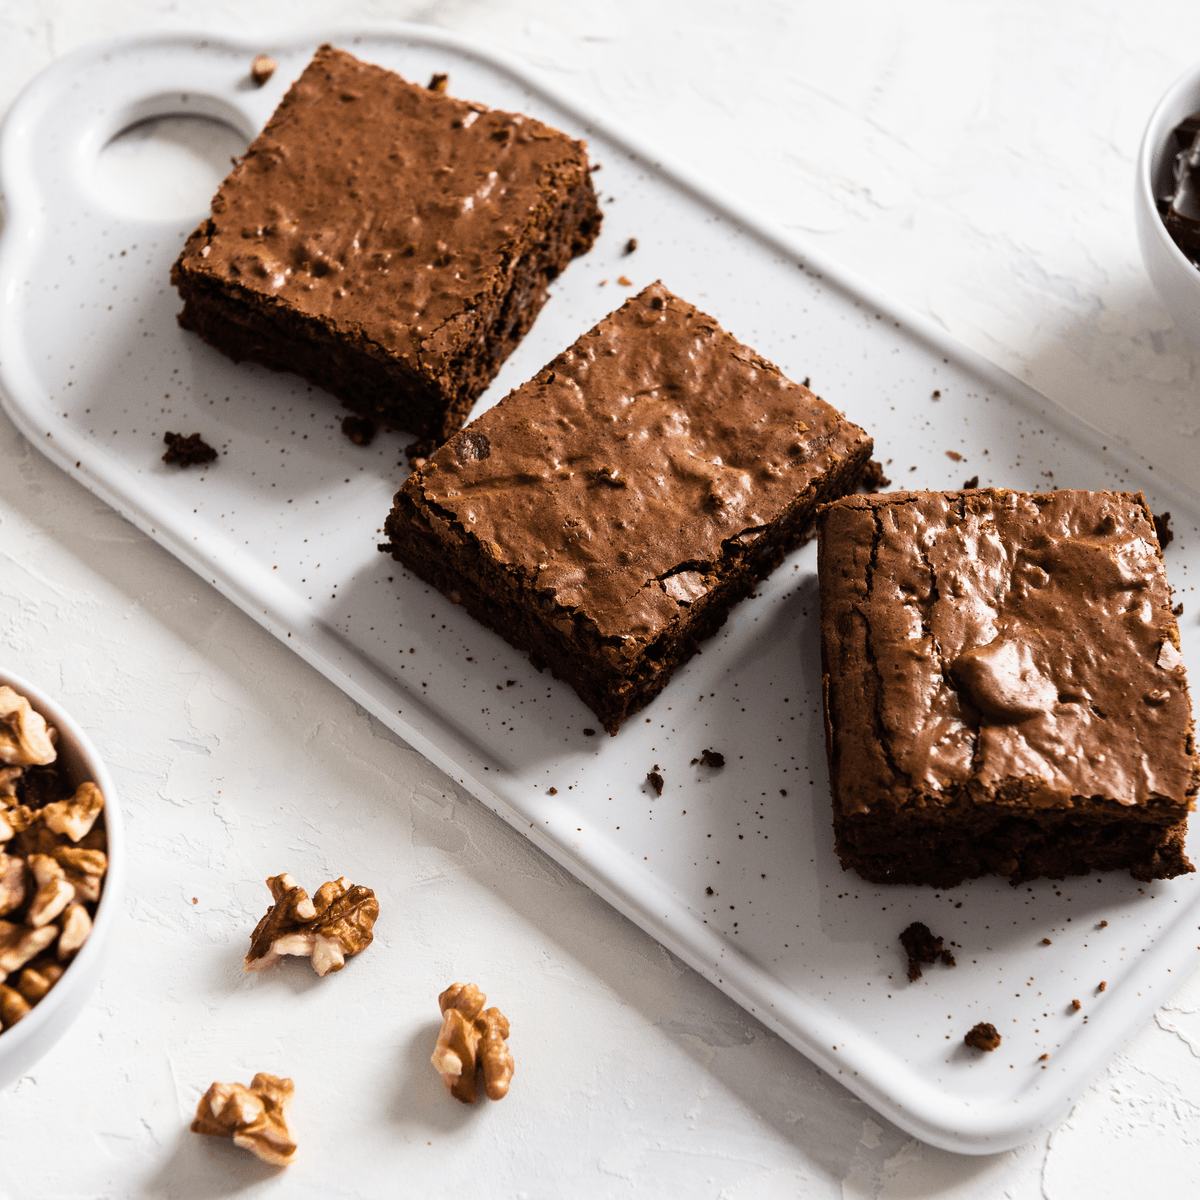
[818,488,1197,815]
[405,281,871,640]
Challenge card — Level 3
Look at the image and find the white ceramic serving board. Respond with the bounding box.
[4,27,1200,1154]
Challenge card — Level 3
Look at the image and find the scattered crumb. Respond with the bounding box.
[964,1023,1001,1052]
[647,770,664,796]
[1174,601,1184,617]
[1038,1052,1049,1061]
[617,275,633,287]
[341,414,377,446]
[1042,938,1051,945]
[1071,999,1082,1012]
[932,390,941,399]
[900,922,955,982]
[1098,981,1107,992]
[705,886,713,895]
[547,787,557,795]
[698,749,725,769]
[192,897,198,905]
[963,475,979,489]
[945,450,963,462]
[582,728,596,737]
[859,459,892,493]
[623,237,638,255]
[428,72,449,92]
[1154,511,1174,549]
[1099,920,1108,928]
[250,54,276,86]
[162,431,217,467]
[405,435,439,466]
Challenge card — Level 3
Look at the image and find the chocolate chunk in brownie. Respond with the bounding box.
[384,282,873,733]
[819,488,1198,887]
[964,1022,1001,1052]
[172,45,602,446]
[162,431,218,466]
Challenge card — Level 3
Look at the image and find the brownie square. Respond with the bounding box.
[171,45,602,443]
[818,488,1197,886]
[383,281,874,733]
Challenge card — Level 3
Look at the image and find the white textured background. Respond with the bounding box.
[4,1,1200,1196]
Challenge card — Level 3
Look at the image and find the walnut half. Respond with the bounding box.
[431,982,514,1103]
[244,873,378,977]
[191,1073,297,1166]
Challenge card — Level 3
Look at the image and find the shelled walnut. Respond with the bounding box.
[431,982,514,1103]
[0,687,108,1032]
[244,873,378,977]
[191,1073,297,1166]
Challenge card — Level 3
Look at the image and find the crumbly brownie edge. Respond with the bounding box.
[386,433,872,733]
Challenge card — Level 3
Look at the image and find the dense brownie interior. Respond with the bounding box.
[172,45,601,442]
[384,282,873,733]
[818,488,1197,886]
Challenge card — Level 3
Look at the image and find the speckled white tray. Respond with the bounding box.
[4,27,1200,1154]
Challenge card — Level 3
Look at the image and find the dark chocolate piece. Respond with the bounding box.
[384,282,873,733]
[964,1023,1001,1052]
[162,431,218,467]
[819,488,1198,887]
[172,45,602,445]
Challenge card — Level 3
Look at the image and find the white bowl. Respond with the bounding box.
[0,670,124,1089]
[1136,61,1200,346]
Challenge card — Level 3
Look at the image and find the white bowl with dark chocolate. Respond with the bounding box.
[1136,62,1200,346]
[0,669,124,1090]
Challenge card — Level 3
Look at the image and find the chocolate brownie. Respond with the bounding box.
[818,488,1197,887]
[171,45,601,444]
[384,282,873,733]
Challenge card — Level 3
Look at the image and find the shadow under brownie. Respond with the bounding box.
[818,488,1197,886]
[383,281,873,734]
[171,44,601,444]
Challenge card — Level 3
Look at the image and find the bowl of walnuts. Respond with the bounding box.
[0,669,124,1089]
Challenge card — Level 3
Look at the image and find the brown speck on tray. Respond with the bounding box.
[858,459,892,492]
[623,237,638,255]
[964,1022,1001,1052]
[1154,511,1174,548]
[547,787,557,795]
[705,886,713,895]
[617,274,633,287]
[427,72,449,92]
[932,389,941,399]
[900,921,955,982]
[963,475,979,489]
[405,435,438,466]
[250,54,276,86]
[945,450,963,462]
[341,413,376,446]
[698,749,725,769]
[192,896,198,905]
[1071,999,1082,1012]
[647,770,664,796]
[1038,1052,1049,1061]
[162,431,217,466]
[582,728,596,736]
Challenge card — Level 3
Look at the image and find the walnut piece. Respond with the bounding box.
[0,920,58,977]
[244,873,378,977]
[0,983,31,1028]
[0,688,57,768]
[431,982,514,1103]
[191,1073,297,1166]
[42,782,105,842]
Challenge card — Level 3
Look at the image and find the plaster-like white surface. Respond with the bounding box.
[3,0,1200,1195]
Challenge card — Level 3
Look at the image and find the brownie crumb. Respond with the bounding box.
[582,727,596,736]
[932,390,941,399]
[405,435,439,466]
[1071,999,1082,1012]
[623,237,638,255]
[250,54,276,86]
[859,459,892,493]
[1174,602,1184,617]
[963,475,979,489]
[1154,511,1175,549]
[547,787,557,795]
[647,771,664,796]
[945,450,963,462]
[705,886,714,895]
[341,414,377,446]
[964,1022,1001,1052]
[1099,920,1108,928]
[699,749,725,769]
[428,72,449,92]
[1098,981,1107,992]
[899,921,954,982]
[162,431,217,467]
[1038,1052,1049,1061]
[1042,937,1051,945]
